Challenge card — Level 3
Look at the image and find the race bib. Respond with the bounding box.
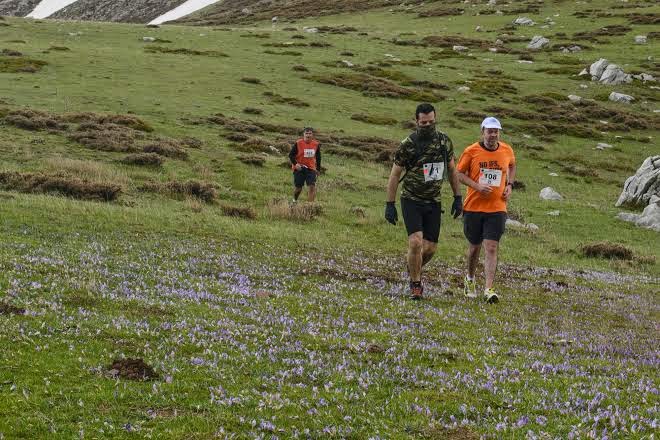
[303,149,315,158]
[479,168,503,186]
[423,162,444,182]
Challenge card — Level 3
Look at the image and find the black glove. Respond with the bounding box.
[451,195,463,219]
[384,201,398,225]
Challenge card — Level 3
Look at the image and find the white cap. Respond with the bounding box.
[481,116,502,130]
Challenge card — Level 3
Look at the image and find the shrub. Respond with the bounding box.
[237,154,266,166]
[69,130,137,152]
[144,46,227,57]
[243,107,263,115]
[142,140,188,160]
[121,153,163,167]
[0,55,47,73]
[221,204,256,219]
[0,171,121,201]
[267,198,323,221]
[141,180,217,203]
[351,113,397,126]
[581,242,634,260]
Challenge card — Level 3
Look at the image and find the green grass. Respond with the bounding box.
[0,1,658,437]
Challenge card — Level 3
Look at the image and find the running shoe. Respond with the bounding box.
[410,282,424,300]
[463,276,478,298]
[483,287,499,304]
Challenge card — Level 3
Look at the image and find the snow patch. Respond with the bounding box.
[149,0,221,25]
[27,0,81,19]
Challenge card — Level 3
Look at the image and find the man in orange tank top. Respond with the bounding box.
[456,117,516,303]
[288,127,321,202]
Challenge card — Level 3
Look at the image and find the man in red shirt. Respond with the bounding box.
[456,117,516,303]
[289,127,321,202]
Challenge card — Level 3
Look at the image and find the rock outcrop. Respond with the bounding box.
[581,59,632,85]
[616,156,660,207]
[0,0,39,16]
[49,0,188,23]
[617,202,660,232]
[527,36,550,50]
[609,92,634,104]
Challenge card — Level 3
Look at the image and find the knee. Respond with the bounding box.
[408,234,423,252]
[484,241,498,255]
[423,243,437,256]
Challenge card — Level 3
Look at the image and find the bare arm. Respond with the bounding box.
[508,163,517,184]
[447,158,461,197]
[503,163,517,201]
[386,164,404,202]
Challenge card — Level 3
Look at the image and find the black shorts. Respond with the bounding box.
[293,168,317,187]
[463,211,507,245]
[401,198,442,243]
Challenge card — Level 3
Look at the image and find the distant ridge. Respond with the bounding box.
[0,0,221,23]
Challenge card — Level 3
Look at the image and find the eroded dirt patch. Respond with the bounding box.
[108,358,158,381]
[0,302,25,315]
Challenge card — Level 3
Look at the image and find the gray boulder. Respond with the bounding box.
[506,219,539,232]
[616,156,660,207]
[527,36,550,50]
[616,212,639,223]
[600,64,632,85]
[609,92,634,104]
[632,73,656,83]
[589,58,610,79]
[540,187,563,201]
[617,203,660,232]
[514,17,535,26]
[636,203,660,231]
[567,94,582,103]
[635,35,647,44]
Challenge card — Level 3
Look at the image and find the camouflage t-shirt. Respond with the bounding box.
[394,130,454,203]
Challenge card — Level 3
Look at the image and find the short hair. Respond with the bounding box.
[303,126,314,133]
[415,103,436,120]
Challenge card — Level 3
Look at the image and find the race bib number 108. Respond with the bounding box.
[479,168,502,186]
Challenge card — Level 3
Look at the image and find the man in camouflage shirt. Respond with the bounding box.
[385,103,463,300]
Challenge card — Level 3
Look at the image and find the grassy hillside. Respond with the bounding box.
[0,1,658,438]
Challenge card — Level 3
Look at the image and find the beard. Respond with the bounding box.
[483,138,499,149]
